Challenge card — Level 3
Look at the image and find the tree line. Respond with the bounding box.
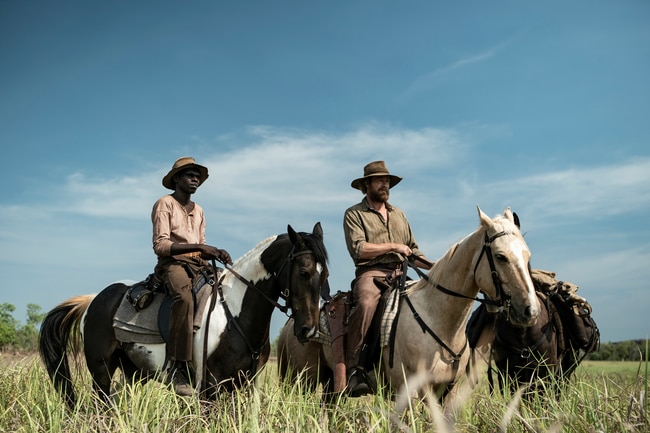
[1,302,647,362]
[0,303,45,352]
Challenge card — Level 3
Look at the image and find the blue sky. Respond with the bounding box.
[1,1,648,343]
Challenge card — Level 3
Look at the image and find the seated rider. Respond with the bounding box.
[152,157,233,396]
[343,160,432,397]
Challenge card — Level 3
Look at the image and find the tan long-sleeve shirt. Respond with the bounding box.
[152,194,206,257]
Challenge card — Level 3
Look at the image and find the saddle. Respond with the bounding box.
[311,269,414,392]
[113,266,222,344]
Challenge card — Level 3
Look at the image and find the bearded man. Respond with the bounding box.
[342,160,432,396]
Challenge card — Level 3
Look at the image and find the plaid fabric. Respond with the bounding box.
[380,280,418,347]
[309,305,333,345]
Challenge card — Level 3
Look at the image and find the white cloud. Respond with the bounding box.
[484,157,650,223]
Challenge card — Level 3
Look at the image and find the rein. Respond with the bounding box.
[387,258,467,395]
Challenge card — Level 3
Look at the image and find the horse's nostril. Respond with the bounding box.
[524,306,532,319]
[524,305,539,321]
[301,326,316,340]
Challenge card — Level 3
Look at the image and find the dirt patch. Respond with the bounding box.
[0,351,37,368]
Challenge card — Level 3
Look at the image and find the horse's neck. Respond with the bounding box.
[207,238,282,337]
[410,229,483,335]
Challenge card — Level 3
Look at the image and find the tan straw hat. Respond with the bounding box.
[351,160,402,190]
[162,157,209,190]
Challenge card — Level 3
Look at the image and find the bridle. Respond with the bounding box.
[471,230,517,312]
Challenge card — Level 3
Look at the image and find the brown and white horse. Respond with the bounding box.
[39,223,327,408]
[278,208,538,401]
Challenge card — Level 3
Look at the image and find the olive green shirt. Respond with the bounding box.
[343,197,423,268]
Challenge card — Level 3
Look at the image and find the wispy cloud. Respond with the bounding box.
[398,33,525,101]
[486,157,650,220]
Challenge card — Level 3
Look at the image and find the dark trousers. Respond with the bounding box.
[156,256,204,362]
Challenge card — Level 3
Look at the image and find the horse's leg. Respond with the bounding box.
[83,283,129,406]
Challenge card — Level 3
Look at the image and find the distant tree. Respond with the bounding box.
[15,304,45,351]
[0,303,19,349]
[589,340,647,361]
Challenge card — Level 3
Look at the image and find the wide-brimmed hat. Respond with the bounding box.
[351,160,402,190]
[162,157,209,190]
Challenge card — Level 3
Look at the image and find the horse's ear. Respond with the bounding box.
[287,224,298,243]
[502,207,520,229]
[513,212,521,229]
[477,205,492,229]
[312,222,323,239]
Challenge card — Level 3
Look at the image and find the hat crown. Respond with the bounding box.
[171,156,197,171]
[363,160,390,177]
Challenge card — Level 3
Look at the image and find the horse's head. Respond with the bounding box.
[474,206,539,327]
[285,222,328,343]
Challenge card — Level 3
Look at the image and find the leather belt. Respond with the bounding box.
[181,251,202,258]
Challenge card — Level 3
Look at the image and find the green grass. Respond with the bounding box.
[1,354,648,432]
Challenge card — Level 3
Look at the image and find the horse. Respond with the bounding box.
[467,270,599,396]
[278,207,539,402]
[39,223,328,408]
[467,292,556,395]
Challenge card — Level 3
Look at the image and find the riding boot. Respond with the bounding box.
[346,340,372,397]
[167,361,195,397]
[346,365,371,397]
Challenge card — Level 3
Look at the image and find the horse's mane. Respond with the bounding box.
[300,231,329,265]
[232,236,277,267]
[409,214,518,294]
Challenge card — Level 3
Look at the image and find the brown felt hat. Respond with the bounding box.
[162,157,209,190]
[351,160,402,190]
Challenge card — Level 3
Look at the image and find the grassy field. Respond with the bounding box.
[0,353,648,432]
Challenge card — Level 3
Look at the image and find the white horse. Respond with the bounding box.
[278,207,538,401]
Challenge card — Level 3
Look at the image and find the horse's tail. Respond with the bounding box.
[38,294,95,409]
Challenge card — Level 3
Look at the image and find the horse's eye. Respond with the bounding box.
[299,270,310,279]
[496,254,508,262]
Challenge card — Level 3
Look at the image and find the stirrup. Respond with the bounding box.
[346,367,371,397]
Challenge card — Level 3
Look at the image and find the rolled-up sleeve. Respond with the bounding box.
[152,198,174,256]
[344,209,366,260]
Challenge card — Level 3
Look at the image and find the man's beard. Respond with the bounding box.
[368,189,389,203]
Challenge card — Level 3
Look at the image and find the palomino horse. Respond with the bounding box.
[39,223,328,408]
[278,207,539,400]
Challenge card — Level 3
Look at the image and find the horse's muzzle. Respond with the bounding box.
[295,325,317,343]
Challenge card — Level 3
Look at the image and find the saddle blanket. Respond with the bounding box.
[113,284,212,344]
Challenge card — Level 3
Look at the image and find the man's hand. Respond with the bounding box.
[200,245,233,265]
[393,244,413,256]
[215,248,233,265]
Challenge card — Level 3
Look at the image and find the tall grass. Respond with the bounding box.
[1,354,647,432]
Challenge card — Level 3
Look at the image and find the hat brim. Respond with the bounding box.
[351,174,402,190]
[162,164,209,190]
